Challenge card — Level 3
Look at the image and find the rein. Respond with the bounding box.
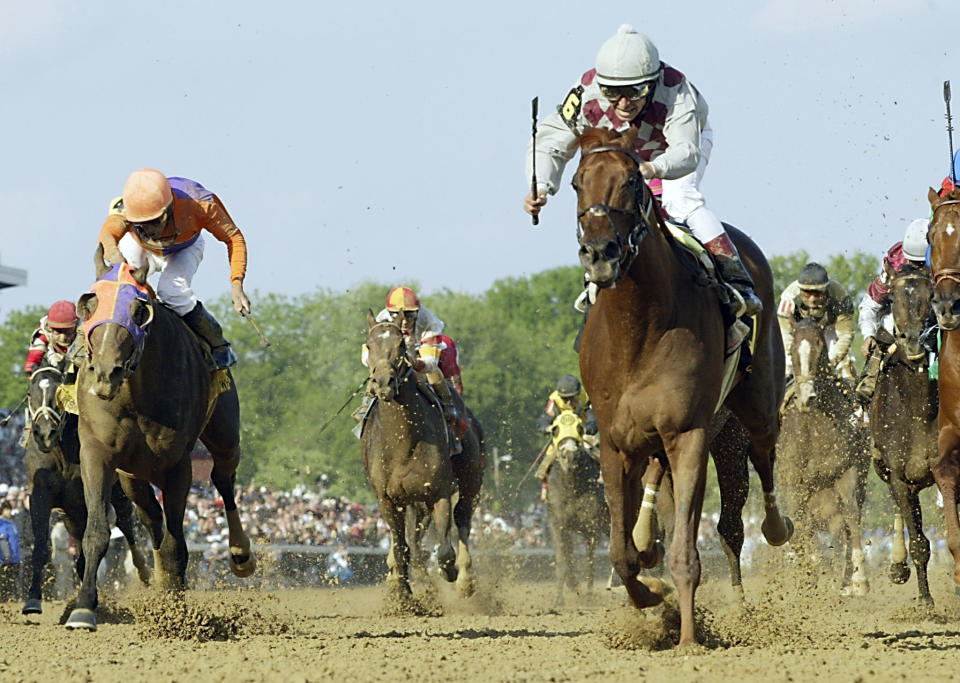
[931,200,960,286]
[28,365,65,434]
[575,145,656,283]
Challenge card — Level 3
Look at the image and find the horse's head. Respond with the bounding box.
[27,361,65,452]
[550,408,586,473]
[364,311,410,401]
[889,264,934,367]
[77,246,154,400]
[790,318,828,410]
[573,127,653,287]
[929,188,960,330]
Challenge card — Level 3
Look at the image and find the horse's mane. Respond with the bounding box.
[580,127,637,153]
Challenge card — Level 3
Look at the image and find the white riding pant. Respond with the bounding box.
[118,233,205,315]
[661,122,725,244]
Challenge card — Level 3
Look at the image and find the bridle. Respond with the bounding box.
[366,321,413,395]
[28,365,65,442]
[574,145,656,283]
[929,200,960,286]
[889,272,935,364]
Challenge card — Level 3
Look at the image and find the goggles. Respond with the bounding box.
[599,81,656,103]
[130,202,173,240]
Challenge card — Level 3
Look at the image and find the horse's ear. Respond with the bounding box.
[622,126,639,148]
[77,293,98,321]
[132,262,149,286]
[929,187,942,209]
[366,309,376,329]
[94,244,110,279]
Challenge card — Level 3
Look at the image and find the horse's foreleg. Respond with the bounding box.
[836,468,868,596]
[432,496,457,583]
[889,478,932,603]
[750,440,794,546]
[632,457,664,567]
[453,493,476,598]
[208,455,256,579]
[156,457,191,591]
[933,426,960,587]
[22,471,55,614]
[666,428,709,647]
[110,481,150,586]
[586,531,598,595]
[383,500,411,596]
[66,458,114,631]
[713,442,749,604]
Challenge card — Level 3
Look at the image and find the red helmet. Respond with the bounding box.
[47,300,79,328]
[385,287,420,312]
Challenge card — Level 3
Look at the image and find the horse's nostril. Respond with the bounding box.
[603,241,620,260]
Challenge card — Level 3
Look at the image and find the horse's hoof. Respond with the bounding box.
[637,540,665,569]
[762,514,794,547]
[65,608,97,631]
[889,562,911,585]
[440,562,458,583]
[137,569,151,586]
[635,576,670,606]
[22,599,42,615]
[230,551,257,578]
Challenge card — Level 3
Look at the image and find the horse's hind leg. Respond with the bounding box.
[836,468,868,597]
[932,428,960,587]
[202,387,255,578]
[711,424,749,604]
[110,479,150,585]
[66,459,115,630]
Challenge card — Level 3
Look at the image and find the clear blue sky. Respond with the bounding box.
[0,0,957,317]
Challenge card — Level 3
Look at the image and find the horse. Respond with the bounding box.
[574,127,792,646]
[21,355,150,615]
[544,406,607,606]
[925,186,960,591]
[778,317,870,596]
[361,313,485,600]
[64,248,256,630]
[870,264,940,602]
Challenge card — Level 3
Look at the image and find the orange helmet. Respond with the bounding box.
[385,286,420,312]
[47,300,79,328]
[122,169,172,222]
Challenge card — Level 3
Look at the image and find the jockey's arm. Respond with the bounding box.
[97,213,130,265]
[857,293,884,340]
[776,287,798,374]
[525,109,580,198]
[830,313,856,365]
[651,80,705,180]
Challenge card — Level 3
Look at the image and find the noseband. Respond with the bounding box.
[28,365,65,437]
[930,200,960,286]
[574,145,655,282]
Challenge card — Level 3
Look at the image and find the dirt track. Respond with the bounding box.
[4,552,960,683]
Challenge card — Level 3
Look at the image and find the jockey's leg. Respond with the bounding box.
[856,347,883,401]
[154,235,236,369]
[428,370,461,454]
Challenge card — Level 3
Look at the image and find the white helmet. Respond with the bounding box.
[595,25,661,86]
[902,218,929,261]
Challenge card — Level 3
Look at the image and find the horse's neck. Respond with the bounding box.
[608,227,681,330]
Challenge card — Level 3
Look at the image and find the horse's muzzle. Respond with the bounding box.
[87,363,124,400]
[796,381,816,410]
[578,240,621,287]
[933,294,960,331]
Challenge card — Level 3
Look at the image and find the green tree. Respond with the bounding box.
[0,306,45,409]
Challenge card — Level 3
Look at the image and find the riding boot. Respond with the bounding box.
[856,349,884,402]
[535,446,556,482]
[430,376,462,455]
[703,234,763,318]
[181,301,237,369]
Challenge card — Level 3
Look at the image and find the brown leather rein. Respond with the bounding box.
[930,199,960,286]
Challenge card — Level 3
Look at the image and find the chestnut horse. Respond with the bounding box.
[575,127,792,646]
[361,314,485,600]
[65,249,255,630]
[926,186,960,590]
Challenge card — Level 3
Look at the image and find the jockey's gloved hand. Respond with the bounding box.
[537,413,552,434]
[584,411,598,435]
[412,358,426,372]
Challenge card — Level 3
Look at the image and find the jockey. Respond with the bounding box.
[362,286,464,452]
[535,374,597,494]
[523,24,762,318]
[98,169,251,369]
[24,301,79,378]
[856,218,932,400]
[777,263,856,381]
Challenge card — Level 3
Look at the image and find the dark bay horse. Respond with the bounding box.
[361,314,485,599]
[871,265,939,602]
[926,187,960,590]
[779,318,869,596]
[22,356,150,615]
[574,127,792,645]
[65,250,255,630]
[544,407,607,606]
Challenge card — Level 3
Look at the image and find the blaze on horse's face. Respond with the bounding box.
[365,312,407,402]
[574,128,644,288]
[790,318,827,411]
[929,188,960,330]
[27,365,64,452]
[77,257,153,400]
[889,268,934,366]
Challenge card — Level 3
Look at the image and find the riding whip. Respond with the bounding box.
[531,96,540,226]
[241,312,271,348]
[515,436,552,490]
[0,395,28,427]
[946,81,957,184]
[315,379,368,439]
